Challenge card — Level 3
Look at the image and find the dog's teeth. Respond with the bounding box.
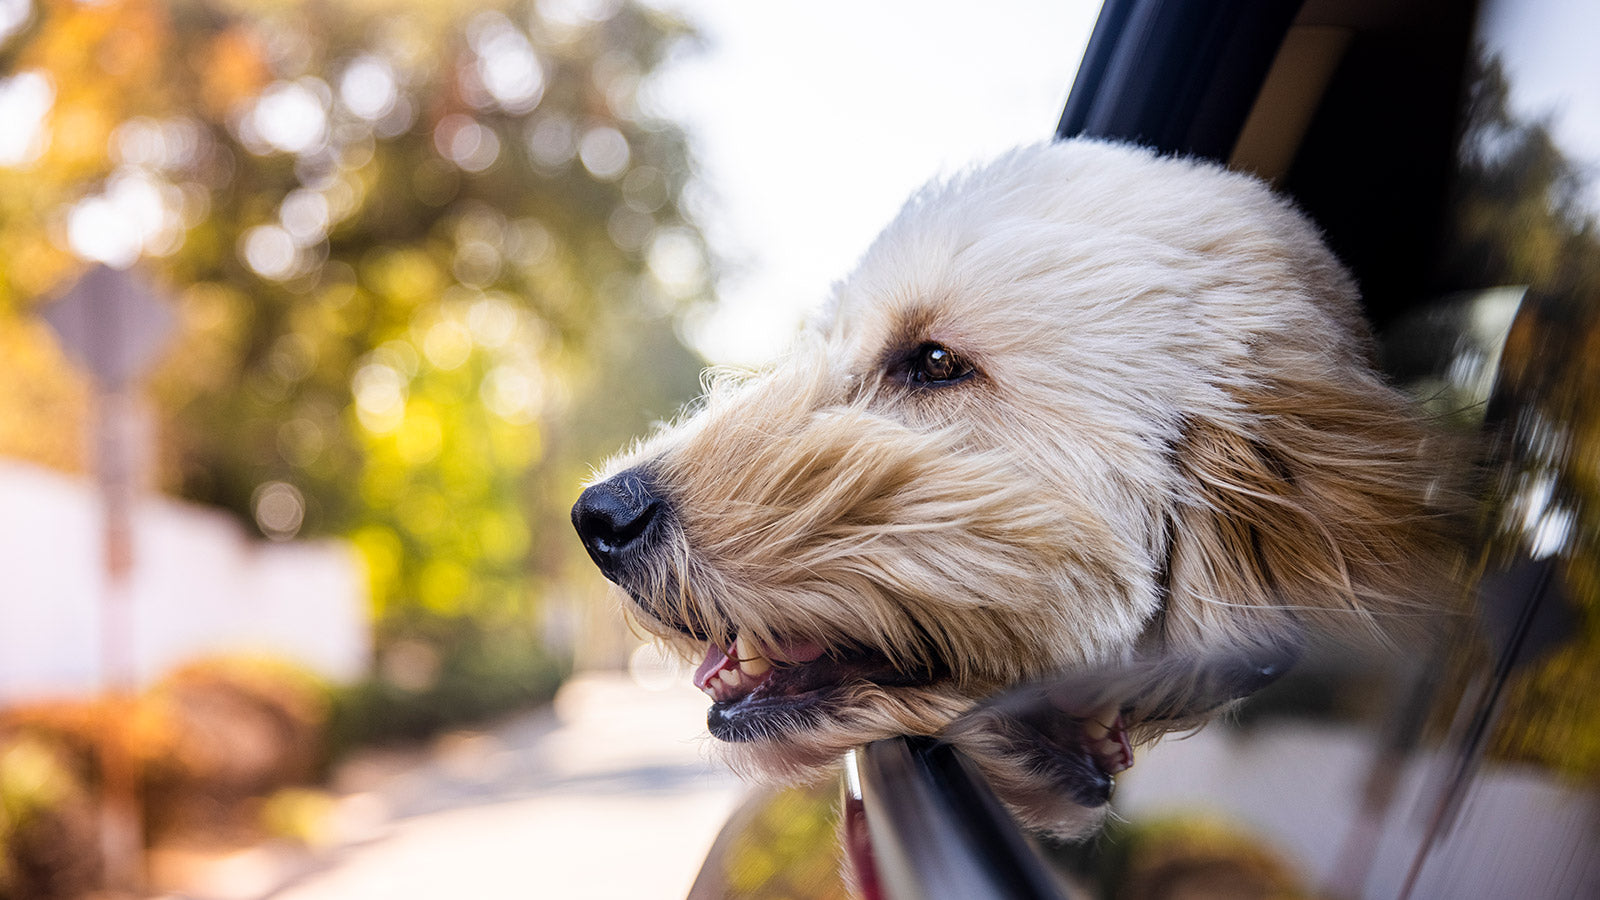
[734,636,773,676]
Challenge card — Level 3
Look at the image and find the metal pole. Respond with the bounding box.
[94,385,144,894]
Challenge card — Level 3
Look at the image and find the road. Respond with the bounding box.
[155,672,747,900]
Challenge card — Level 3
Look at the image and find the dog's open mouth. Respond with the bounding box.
[690,635,1135,784]
[692,635,936,742]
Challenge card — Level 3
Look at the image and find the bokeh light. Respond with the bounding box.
[466,11,546,114]
[252,480,307,541]
[0,0,30,45]
[242,79,332,156]
[240,224,300,280]
[525,114,575,168]
[578,125,629,180]
[0,70,49,166]
[434,113,501,172]
[338,55,400,122]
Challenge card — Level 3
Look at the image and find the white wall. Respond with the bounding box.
[0,459,370,703]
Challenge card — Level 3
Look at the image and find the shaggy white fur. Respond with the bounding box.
[574,138,1460,833]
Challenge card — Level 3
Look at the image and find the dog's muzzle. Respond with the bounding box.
[571,467,668,583]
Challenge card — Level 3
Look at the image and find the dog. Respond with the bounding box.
[573,139,1459,831]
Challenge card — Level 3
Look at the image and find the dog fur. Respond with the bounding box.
[575,139,1458,822]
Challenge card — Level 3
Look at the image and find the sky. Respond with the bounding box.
[640,0,1105,365]
[1479,0,1600,216]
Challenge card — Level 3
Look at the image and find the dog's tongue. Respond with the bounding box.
[692,636,827,697]
[694,642,737,692]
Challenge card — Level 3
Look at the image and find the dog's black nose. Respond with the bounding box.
[572,468,666,578]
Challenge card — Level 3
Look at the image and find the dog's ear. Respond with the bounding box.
[1160,352,1462,655]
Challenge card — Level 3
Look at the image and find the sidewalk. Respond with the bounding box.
[156,672,747,900]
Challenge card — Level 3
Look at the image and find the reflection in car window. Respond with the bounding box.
[1433,0,1600,793]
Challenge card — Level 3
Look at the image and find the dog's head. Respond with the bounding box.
[573,140,1456,787]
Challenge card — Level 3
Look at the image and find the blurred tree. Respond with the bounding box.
[1436,51,1600,777]
[0,0,710,698]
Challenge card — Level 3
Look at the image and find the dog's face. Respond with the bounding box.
[573,140,1452,790]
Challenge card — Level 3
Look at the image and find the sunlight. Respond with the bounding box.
[578,124,629,180]
[0,70,52,166]
[434,114,501,172]
[467,11,546,114]
[339,55,399,122]
[243,79,331,157]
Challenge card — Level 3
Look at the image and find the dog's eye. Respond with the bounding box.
[907,342,974,386]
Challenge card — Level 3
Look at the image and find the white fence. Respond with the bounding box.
[0,459,369,703]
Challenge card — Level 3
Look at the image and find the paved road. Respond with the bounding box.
[161,672,747,900]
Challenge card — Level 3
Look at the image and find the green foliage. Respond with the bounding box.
[0,0,712,700]
[0,653,337,890]
[0,739,77,873]
[0,736,97,900]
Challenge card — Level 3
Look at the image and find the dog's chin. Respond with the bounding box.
[698,663,981,782]
[700,649,938,741]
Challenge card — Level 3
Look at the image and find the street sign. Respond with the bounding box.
[41,264,176,389]
[36,262,177,893]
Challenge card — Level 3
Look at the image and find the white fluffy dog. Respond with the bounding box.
[573,139,1458,830]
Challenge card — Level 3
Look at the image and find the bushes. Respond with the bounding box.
[0,657,331,846]
[0,738,99,900]
[0,626,568,897]
[0,656,331,898]
[142,657,331,838]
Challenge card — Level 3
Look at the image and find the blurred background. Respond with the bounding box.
[0,0,1101,897]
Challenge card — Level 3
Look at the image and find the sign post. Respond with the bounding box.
[40,264,176,894]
